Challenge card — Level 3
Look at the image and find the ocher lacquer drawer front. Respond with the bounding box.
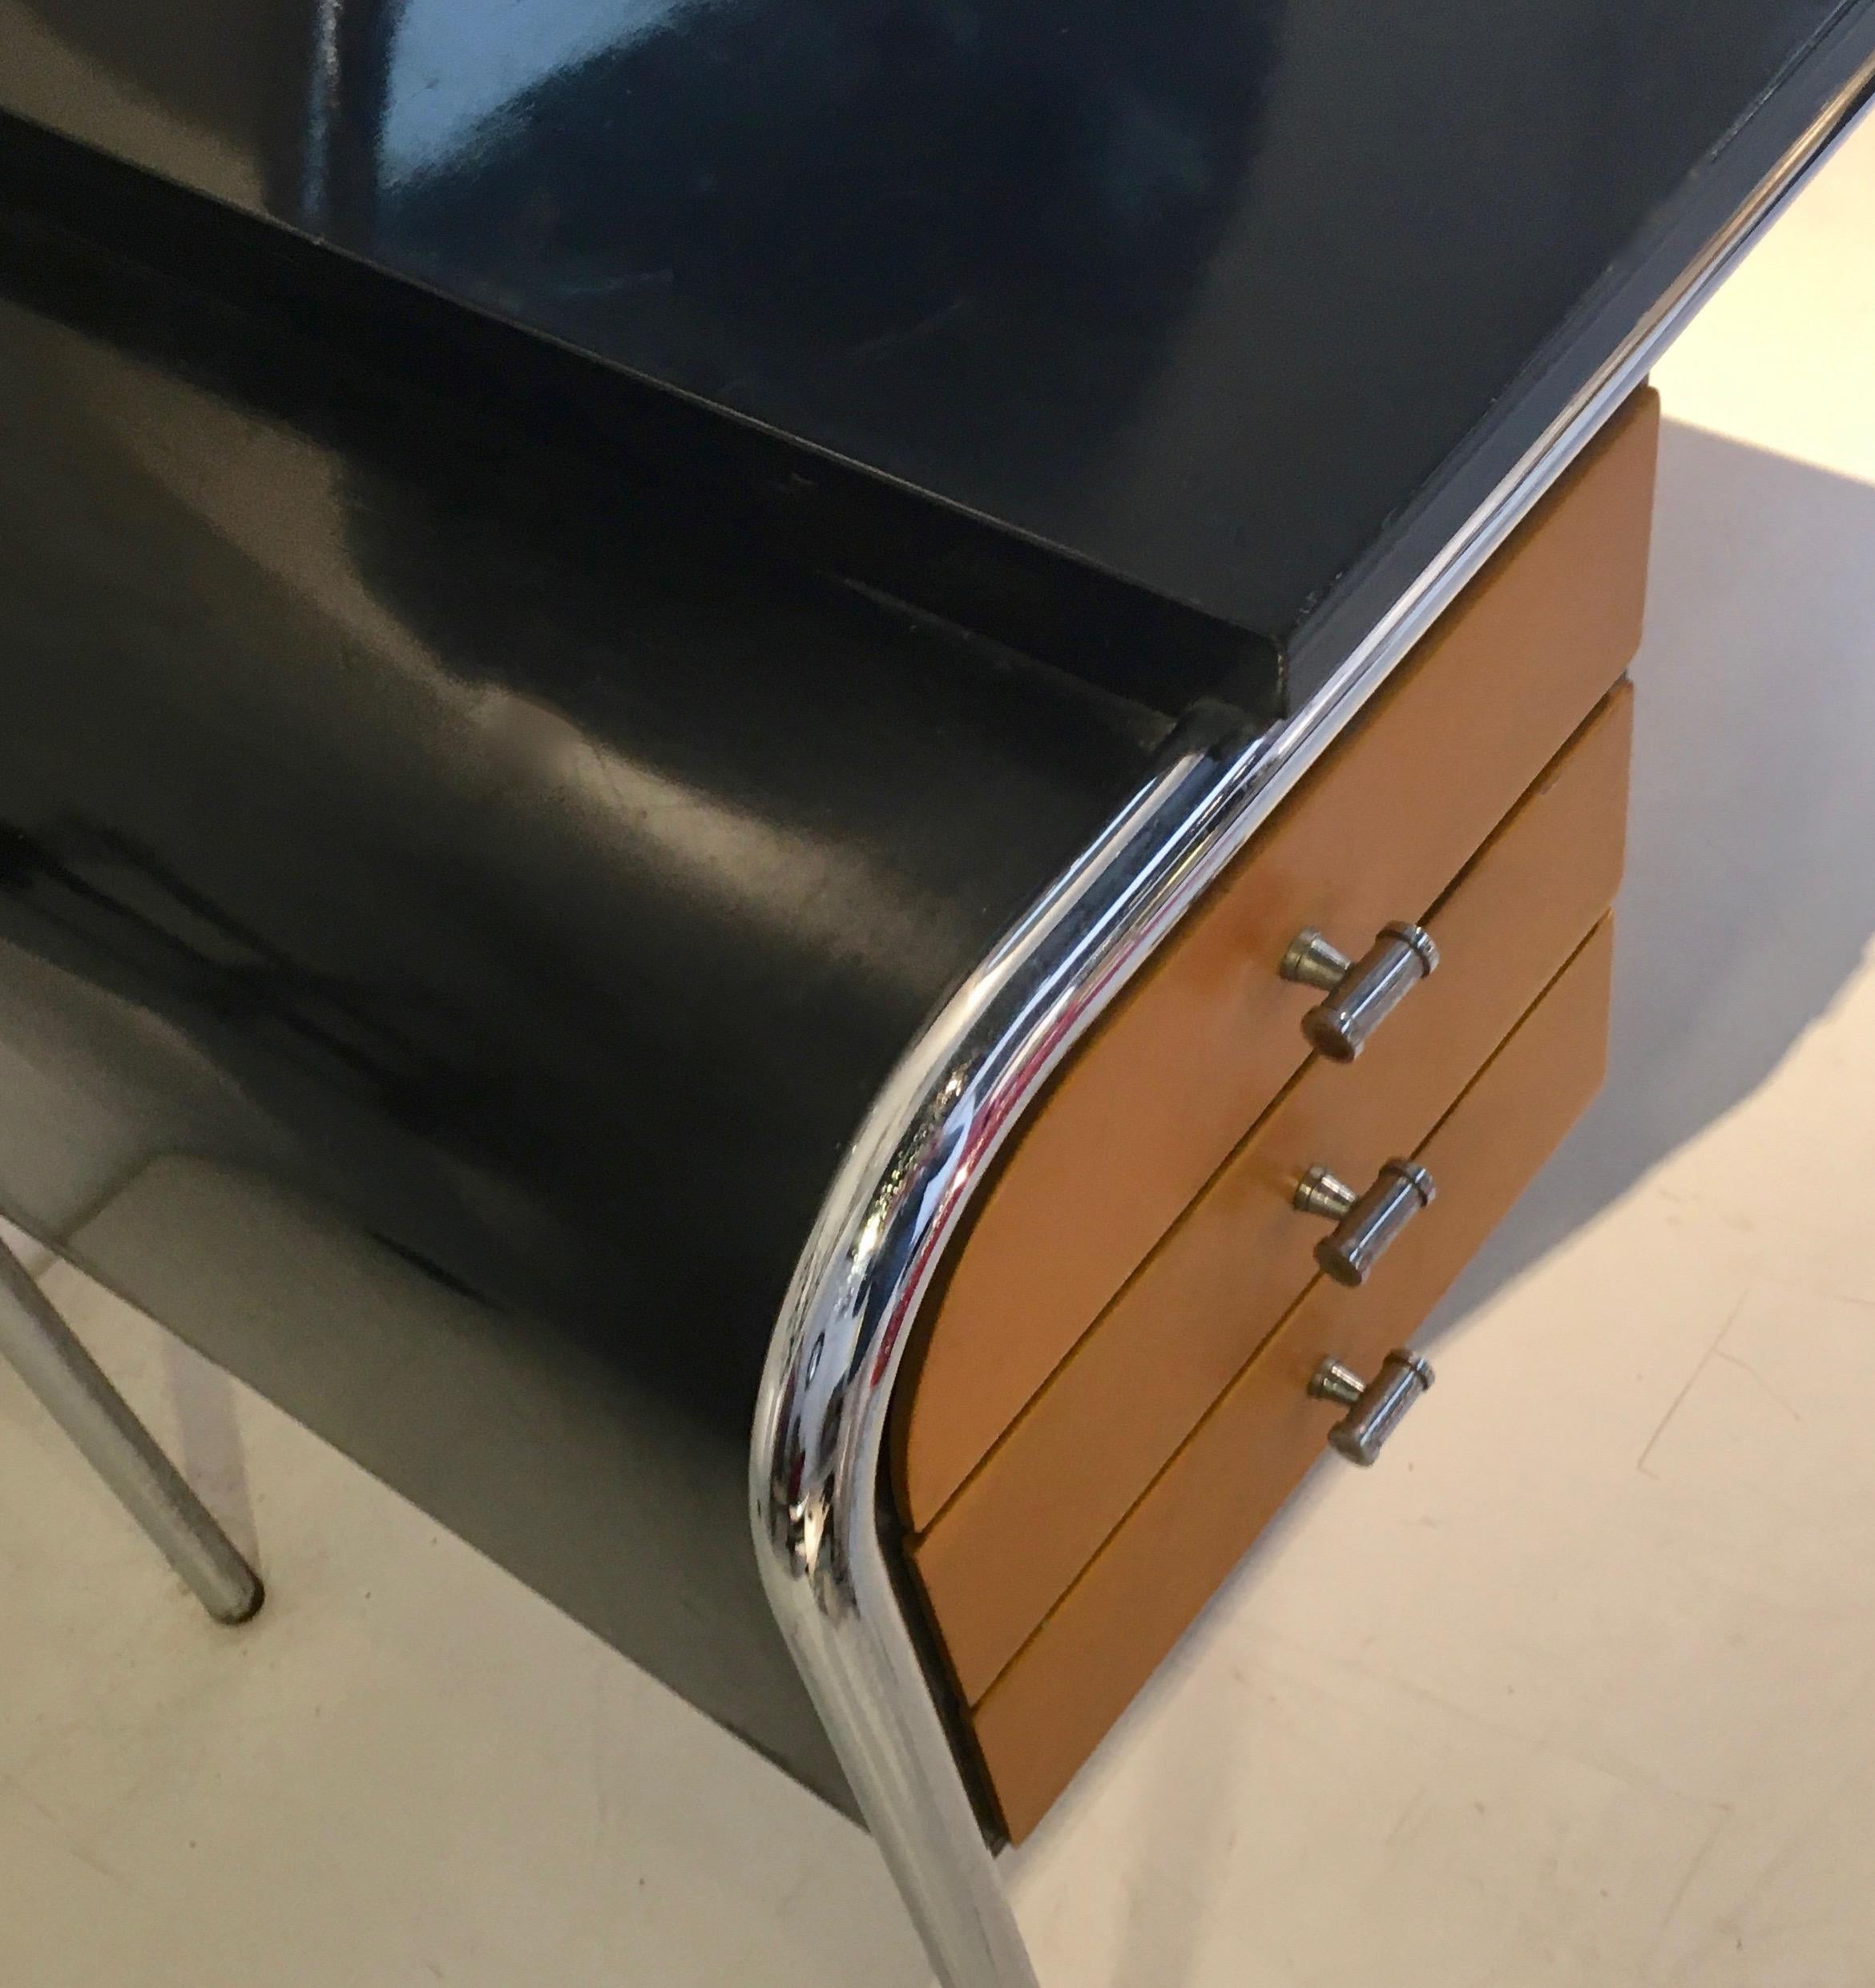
[912,687,1633,1706]
[896,390,1659,1528]
[973,917,1615,1843]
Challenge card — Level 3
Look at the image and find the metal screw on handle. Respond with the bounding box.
[1308,1349,1436,1466]
[1293,1158,1436,1286]
[1280,922,1439,1061]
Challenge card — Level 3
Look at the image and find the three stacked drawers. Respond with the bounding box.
[891,388,1660,1842]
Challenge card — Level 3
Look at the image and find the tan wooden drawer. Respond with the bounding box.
[970,917,1615,1842]
[895,389,1659,1527]
[910,685,1632,1704]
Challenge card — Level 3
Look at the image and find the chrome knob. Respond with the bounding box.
[1280,922,1439,1061]
[1308,1349,1435,1466]
[1293,1158,1435,1286]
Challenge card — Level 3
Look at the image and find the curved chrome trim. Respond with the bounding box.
[751,58,1875,1988]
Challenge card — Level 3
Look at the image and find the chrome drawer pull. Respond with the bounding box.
[1280,922,1439,1061]
[1308,1349,1436,1466]
[1293,1158,1435,1286]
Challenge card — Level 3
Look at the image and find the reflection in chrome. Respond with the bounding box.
[1294,1157,1436,1288]
[1280,920,1439,1063]
[750,58,1875,1988]
[1308,1349,1436,1468]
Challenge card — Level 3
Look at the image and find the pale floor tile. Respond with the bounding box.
[1014,1626,1726,1988]
[0,1269,927,1988]
[0,1785,198,1988]
[1652,106,1875,479]
[6,87,1875,1988]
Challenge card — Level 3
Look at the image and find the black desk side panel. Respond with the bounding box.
[0,206,1161,1809]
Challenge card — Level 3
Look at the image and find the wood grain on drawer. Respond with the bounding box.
[973,917,1615,1843]
[895,390,1658,1528]
[911,686,1632,1705]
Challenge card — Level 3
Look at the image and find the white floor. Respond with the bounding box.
[6,115,1875,1988]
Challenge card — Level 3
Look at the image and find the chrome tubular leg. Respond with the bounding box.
[0,1237,264,1625]
[784,1596,1037,1986]
[756,1212,1048,1982]
[756,1299,1039,1986]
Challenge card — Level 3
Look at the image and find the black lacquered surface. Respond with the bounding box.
[2,0,1871,704]
[0,204,1161,1806]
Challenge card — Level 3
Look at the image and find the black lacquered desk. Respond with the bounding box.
[0,6,1870,1982]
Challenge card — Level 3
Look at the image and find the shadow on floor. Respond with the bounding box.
[1427,418,1875,1335]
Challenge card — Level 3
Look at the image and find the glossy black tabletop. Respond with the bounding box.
[4,0,1873,710]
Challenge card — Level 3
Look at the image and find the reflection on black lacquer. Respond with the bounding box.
[5,0,1861,669]
[363,1,1276,459]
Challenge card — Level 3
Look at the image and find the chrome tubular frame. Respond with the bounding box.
[0,1233,263,1626]
[750,54,1875,1988]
